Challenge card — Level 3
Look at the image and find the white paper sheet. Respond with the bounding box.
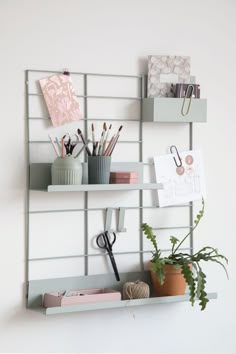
[154,149,206,207]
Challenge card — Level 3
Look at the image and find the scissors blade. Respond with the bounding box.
[107,250,120,281]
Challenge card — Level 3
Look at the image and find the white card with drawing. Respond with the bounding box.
[154,149,206,207]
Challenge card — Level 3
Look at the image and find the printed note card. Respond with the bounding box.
[148,55,191,98]
[39,74,82,127]
[154,149,206,207]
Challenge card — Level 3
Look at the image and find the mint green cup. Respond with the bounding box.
[51,156,83,185]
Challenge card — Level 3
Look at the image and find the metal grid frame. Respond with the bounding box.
[25,69,194,289]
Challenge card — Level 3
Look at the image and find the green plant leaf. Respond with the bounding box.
[181,263,195,306]
[151,260,165,285]
[142,223,158,253]
[170,236,179,253]
[197,269,209,311]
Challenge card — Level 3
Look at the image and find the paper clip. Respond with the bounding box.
[181,84,194,116]
[170,145,182,167]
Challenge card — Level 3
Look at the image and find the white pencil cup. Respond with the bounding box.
[51,156,83,185]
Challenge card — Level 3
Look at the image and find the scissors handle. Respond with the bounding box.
[108,251,120,282]
[96,232,116,250]
[96,233,107,249]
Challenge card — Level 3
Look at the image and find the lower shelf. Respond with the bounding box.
[35,293,217,315]
[27,272,217,315]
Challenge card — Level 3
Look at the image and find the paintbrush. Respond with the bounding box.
[104,134,116,156]
[77,128,92,156]
[102,123,112,155]
[91,123,96,155]
[98,122,107,156]
[108,125,123,156]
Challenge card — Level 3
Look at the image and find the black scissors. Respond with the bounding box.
[63,133,80,156]
[96,231,120,281]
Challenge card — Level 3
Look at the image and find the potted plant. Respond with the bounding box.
[142,199,228,310]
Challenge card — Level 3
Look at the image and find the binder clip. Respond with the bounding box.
[63,68,70,76]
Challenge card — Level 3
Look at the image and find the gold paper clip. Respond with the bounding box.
[181,84,194,116]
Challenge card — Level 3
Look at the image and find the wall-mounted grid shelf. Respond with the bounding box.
[26,69,212,315]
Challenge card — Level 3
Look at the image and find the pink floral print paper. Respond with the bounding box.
[148,55,190,98]
[39,74,82,127]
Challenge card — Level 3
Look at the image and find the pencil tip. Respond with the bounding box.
[92,123,94,131]
[77,128,81,134]
[119,125,123,131]
[109,124,112,129]
[104,122,107,130]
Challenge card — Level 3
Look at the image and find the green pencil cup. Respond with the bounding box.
[88,156,111,184]
[51,156,83,185]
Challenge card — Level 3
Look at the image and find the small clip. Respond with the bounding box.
[170,145,182,167]
[181,84,194,116]
[118,207,127,233]
[105,208,113,232]
[63,68,70,76]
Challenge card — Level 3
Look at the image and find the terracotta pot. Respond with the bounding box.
[149,262,189,296]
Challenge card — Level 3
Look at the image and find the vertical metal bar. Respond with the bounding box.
[139,76,145,270]
[84,74,89,275]
[25,70,30,298]
[189,122,194,255]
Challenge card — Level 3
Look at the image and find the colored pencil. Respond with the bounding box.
[48,134,60,157]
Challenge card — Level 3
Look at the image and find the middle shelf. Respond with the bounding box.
[30,161,162,192]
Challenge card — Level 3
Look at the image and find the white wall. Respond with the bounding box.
[0,0,235,352]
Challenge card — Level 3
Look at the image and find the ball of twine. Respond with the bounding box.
[123,280,150,300]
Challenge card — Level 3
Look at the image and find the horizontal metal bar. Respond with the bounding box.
[29,204,192,214]
[27,69,142,78]
[29,247,192,262]
[29,140,142,144]
[28,116,140,122]
[29,93,141,100]
[152,226,193,230]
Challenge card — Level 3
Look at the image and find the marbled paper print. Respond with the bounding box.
[148,55,191,98]
[39,74,82,127]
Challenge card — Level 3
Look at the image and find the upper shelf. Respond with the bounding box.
[47,183,163,192]
[142,98,207,123]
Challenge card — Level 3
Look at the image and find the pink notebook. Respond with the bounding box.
[39,74,82,127]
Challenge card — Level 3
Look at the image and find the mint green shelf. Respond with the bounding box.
[38,293,217,315]
[29,162,163,192]
[142,98,207,123]
[47,183,163,192]
[28,272,217,315]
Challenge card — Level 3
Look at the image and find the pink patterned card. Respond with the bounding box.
[39,74,82,127]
